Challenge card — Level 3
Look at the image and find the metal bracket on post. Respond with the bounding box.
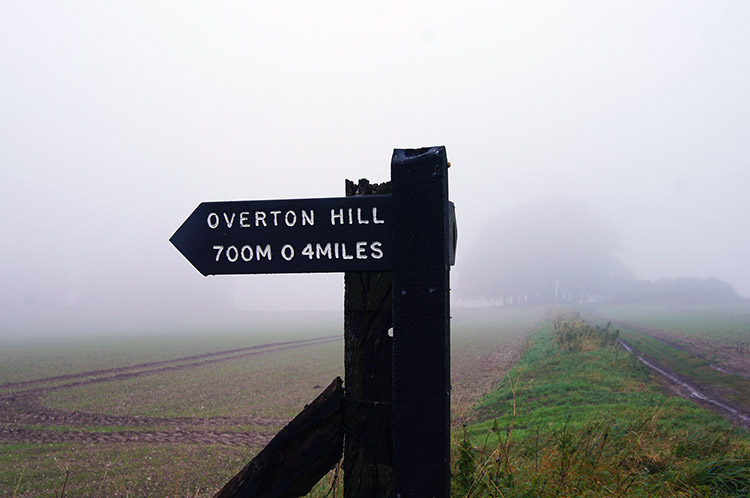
[391,146,452,498]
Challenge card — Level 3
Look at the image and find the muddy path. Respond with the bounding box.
[0,336,342,446]
[617,338,750,430]
[609,320,750,379]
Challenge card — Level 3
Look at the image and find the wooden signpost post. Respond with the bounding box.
[171,146,455,498]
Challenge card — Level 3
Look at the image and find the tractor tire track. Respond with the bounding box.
[609,320,749,379]
[0,394,287,429]
[0,336,341,445]
[617,338,750,430]
[0,336,340,395]
[0,426,275,447]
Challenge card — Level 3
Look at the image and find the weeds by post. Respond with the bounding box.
[12,464,27,498]
[55,461,69,498]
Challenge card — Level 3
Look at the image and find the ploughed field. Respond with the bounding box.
[0,307,543,497]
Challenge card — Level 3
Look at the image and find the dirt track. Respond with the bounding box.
[610,320,750,379]
[0,336,341,446]
[616,335,750,431]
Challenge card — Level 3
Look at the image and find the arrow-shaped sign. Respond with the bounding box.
[170,195,392,275]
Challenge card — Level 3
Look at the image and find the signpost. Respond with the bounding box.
[170,195,392,275]
[391,148,452,498]
[171,146,455,498]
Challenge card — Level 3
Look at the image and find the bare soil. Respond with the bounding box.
[451,335,531,425]
[0,336,341,446]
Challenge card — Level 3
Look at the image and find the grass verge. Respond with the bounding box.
[453,312,750,498]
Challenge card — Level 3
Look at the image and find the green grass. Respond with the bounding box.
[454,312,750,498]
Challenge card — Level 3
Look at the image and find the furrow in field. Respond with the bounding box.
[0,425,275,446]
[0,394,288,428]
[0,336,342,444]
[0,336,340,392]
[0,336,341,399]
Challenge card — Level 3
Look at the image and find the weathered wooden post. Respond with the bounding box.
[343,179,393,498]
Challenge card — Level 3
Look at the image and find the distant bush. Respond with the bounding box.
[552,312,620,352]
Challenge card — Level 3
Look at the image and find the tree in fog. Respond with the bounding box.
[458,198,633,305]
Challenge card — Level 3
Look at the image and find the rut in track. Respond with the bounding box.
[616,334,750,430]
[0,335,342,445]
[0,426,276,446]
[0,336,340,397]
[609,320,750,379]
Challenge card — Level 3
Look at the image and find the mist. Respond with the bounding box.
[456,198,746,306]
[2,1,749,336]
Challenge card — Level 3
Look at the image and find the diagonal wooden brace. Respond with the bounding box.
[213,377,344,498]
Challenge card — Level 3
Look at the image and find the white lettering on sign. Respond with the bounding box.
[331,209,344,225]
[213,245,273,262]
[270,211,282,225]
[357,208,368,224]
[330,207,385,225]
[207,209,318,229]
[281,244,294,261]
[207,213,220,229]
[356,241,367,259]
[241,245,253,261]
[255,212,267,227]
[285,211,296,227]
[302,210,314,225]
[211,241,384,264]
[370,241,383,259]
[342,243,354,260]
[200,203,387,268]
[317,243,332,259]
[256,244,272,260]
[223,213,235,228]
[299,242,383,261]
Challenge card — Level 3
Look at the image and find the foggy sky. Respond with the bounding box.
[2,1,749,335]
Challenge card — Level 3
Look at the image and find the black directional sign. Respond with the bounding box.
[171,146,455,498]
[170,195,392,275]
